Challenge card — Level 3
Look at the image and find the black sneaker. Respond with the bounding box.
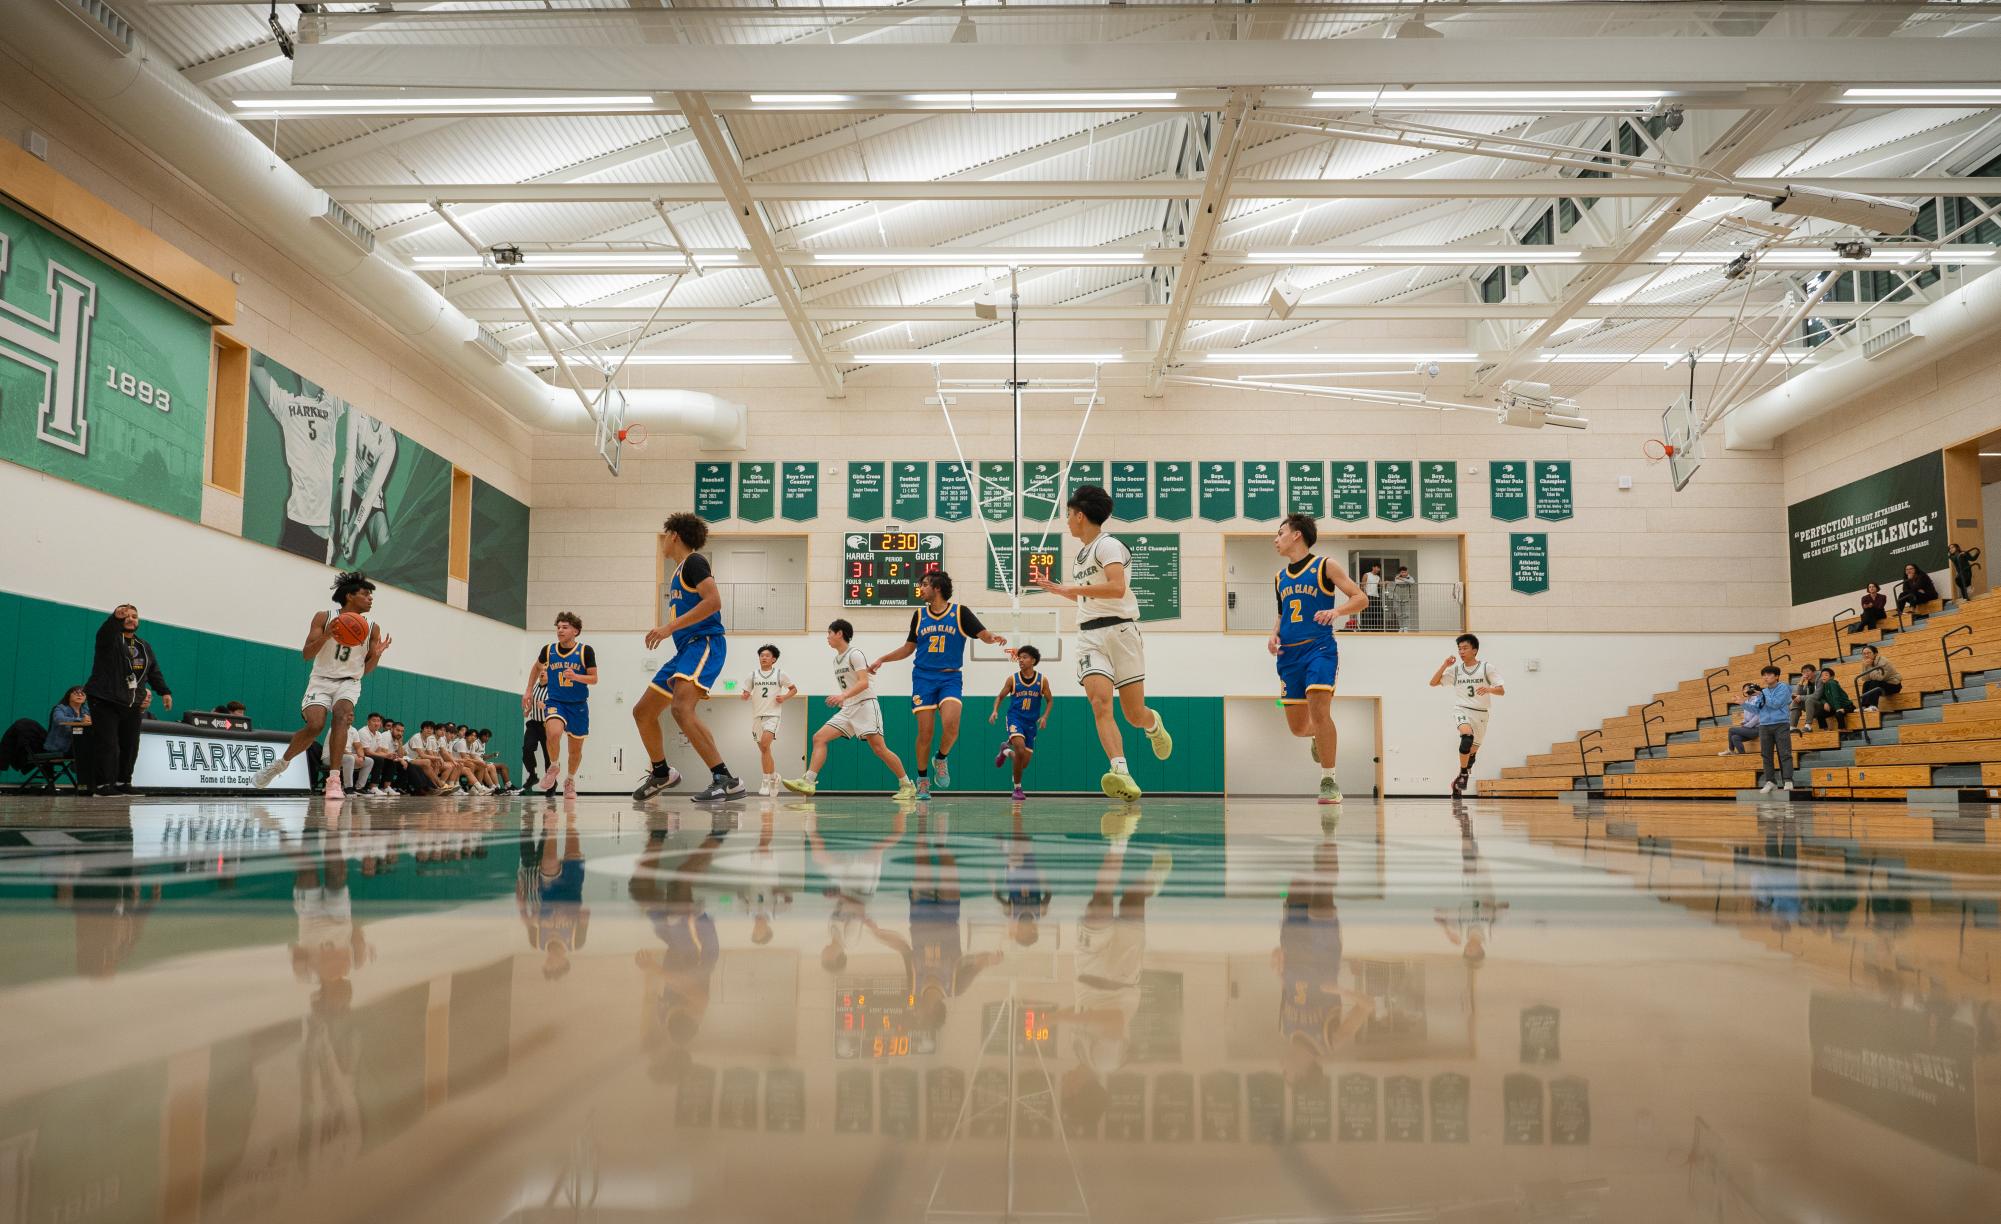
[691,774,746,802]
[632,766,683,803]
[1450,773,1467,798]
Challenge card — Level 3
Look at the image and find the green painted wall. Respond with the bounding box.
[803,695,1223,793]
[0,590,518,741]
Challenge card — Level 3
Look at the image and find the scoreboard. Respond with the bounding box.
[844,530,944,607]
[836,979,938,1059]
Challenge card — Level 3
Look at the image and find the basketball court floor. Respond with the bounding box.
[2,793,1996,1223]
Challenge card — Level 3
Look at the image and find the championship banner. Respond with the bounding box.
[1022,460,1063,525]
[1286,460,1325,518]
[1110,461,1149,520]
[695,460,731,522]
[1534,460,1574,521]
[1373,460,1414,522]
[1198,461,1237,521]
[1510,533,1550,595]
[935,461,974,522]
[468,477,531,627]
[1242,461,1281,521]
[846,460,884,521]
[0,198,210,522]
[1128,534,1182,621]
[781,461,819,521]
[1787,450,1947,604]
[1153,461,1192,521]
[1067,459,1106,499]
[329,408,451,601]
[978,460,1016,522]
[737,461,776,521]
[890,461,928,520]
[1419,461,1459,522]
[1489,460,1530,522]
[1330,461,1369,522]
[985,533,1062,593]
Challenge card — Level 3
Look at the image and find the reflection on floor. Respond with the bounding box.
[0,795,1997,1223]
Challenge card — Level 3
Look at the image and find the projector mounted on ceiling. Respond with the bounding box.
[1497,380,1587,431]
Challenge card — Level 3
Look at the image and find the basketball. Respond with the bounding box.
[330,612,370,647]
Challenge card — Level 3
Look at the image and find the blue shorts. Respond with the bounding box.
[911,670,964,713]
[545,700,590,738]
[1005,719,1039,749]
[1277,640,1338,704]
[652,634,727,696]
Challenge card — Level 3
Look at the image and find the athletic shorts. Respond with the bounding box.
[1277,640,1339,703]
[546,701,590,738]
[1454,707,1491,744]
[911,670,964,712]
[303,673,361,714]
[827,701,884,740]
[751,713,781,740]
[652,635,726,696]
[1077,620,1146,689]
[1006,719,1039,749]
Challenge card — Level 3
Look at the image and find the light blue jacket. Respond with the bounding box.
[1745,683,1794,727]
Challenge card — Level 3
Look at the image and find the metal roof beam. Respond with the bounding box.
[458,300,1914,324]
[1146,91,1253,396]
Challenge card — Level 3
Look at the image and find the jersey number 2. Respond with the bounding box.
[1288,598,1302,623]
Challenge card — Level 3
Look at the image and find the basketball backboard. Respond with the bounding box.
[972,607,1064,662]
[595,383,628,476]
[1663,394,1703,491]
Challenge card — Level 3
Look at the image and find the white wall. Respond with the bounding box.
[1224,696,1379,796]
[6,463,525,695]
[1983,479,2001,574]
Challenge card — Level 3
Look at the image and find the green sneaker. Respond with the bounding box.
[894,777,918,801]
[1101,770,1142,801]
[781,777,817,796]
[1146,713,1173,760]
[933,757,951,789]
[1318,776,1342,806]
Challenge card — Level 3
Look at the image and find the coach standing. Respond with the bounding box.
[84,603,172,794]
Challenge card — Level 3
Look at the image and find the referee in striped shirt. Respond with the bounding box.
[522,676,552,791]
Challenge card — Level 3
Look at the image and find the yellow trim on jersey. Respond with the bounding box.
[1318,556,1340,595]
[1306,683,1336,693]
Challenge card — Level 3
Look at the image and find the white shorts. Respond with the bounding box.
[1454,707,1491,744]
[303,673,362,714]
[826,701,884,740]
[1076,620,1146,689]
[751,713,781,740]
[1076,916,1146,984]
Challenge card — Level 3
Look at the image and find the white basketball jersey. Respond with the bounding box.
[834,647,876,710]
[345,415,396,511]
[1449,660,1497,711]
[312,621,367,681]
[1073,533,1140,622]
[747,667,792,717]
[267,389,339,529]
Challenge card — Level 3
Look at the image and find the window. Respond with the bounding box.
[1479,266,1507,303]
[1520,210,1554,246]
[207,332,249,495]
[1558,198,1581,234]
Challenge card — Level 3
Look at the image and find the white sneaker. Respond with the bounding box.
[1759,781,1776,794]
[250,758,285,790]
[759,777,775,797]
[1717,749,1731,756]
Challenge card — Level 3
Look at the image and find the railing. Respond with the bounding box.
[1764,637,1790,670]
[658,581,809,635]
[1702,667,1732,722]
[1576,729,1604,780]
[1893,580,1910,629]
[1225,580,1462,634]
[1640,700,1667,755]
[1943,623,1976,702]
[1829,606,1856,652]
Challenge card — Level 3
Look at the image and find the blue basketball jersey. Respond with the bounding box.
[1275,555,1340,651]
[1008,672,1046,724]
[913,602,970,673]
[667,555,725,647]
[544,642,591,706]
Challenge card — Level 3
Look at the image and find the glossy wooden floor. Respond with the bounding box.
[1,793,1998,1223]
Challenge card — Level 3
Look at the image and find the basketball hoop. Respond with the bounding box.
[619,423,649,450]
[1642,438,1674,464]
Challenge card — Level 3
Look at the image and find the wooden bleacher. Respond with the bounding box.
[1480,585,2001,802]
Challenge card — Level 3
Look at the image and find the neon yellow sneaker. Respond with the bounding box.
[1101,770,1142,801]
[781,777,817,796]
[1318,776,1342,806]
[894,777,918,801]
[1145,713,1173,760]
[1101,809,1141,840]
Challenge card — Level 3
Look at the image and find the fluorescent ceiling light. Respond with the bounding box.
[1203,352,1481,363]
[232,94,655,115]
[847,353,1125,364]
[748,93,854,104]
[811,250,1144,265]
[1843,88,2001,100]
[906,91,1178,107]
[1241,249,1583,265]
[1310,89,1662,109]
[522,353,795,365]
[411,253,719,270]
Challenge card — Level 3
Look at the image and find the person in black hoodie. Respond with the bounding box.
[83,604,172,794]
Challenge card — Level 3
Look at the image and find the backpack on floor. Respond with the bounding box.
[0,718,48,774]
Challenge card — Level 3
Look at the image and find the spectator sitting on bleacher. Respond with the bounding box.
[45,686,91,757]
[1797,667,1855,732]
[1949,543,1980,601]
[1852,582,1887,634]
[1896,563,1938,615]
[1854,645,1903,713]
[1721,684,1763,755]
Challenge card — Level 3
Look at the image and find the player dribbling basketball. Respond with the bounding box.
[251,571,391,798]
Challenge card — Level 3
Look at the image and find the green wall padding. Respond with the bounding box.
[803,695,1223,793]
[0,590,519,744]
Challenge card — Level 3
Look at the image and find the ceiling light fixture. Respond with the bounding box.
[1843,87,2001,101]
[847,353,1125,364]
[1240,249,1584,265]
[1203,352,1482,364]
[810,249,1146,266]
[906,91,1179,108]
[1308,89,1663,110]
[747,94,854,104]
[522,353,796,366]
[231,93,657,115]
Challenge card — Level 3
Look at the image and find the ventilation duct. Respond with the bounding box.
[3,2,745,446]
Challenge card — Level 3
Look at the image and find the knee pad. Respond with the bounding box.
[1458,733,1475,756]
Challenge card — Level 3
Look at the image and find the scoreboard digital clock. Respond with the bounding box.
[844,531,945,607]
[836,980,939,1059]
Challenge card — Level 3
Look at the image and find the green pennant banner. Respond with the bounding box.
[1329,461,1369,522]
[781,461,819,521]
[1198,461,1237,521]
[737,461,775,522]
[1110,461,1149,520]
[935,461,975,522]
[1510,532,1550,594]
[1374,461,1414,522]
[1489,460,1530,522]
[1287,461,1326,518]
[1154,461,1193,521]
[891,461,928,520]
[978,460,1016,522]
[1022,460,1063,526]
[695,461,731,522]
[1067,460,1105,499]
[1242,461,1281,521]
[1534,460,1574,521]
[846,460,885,521]
[1419,460,1459,522]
